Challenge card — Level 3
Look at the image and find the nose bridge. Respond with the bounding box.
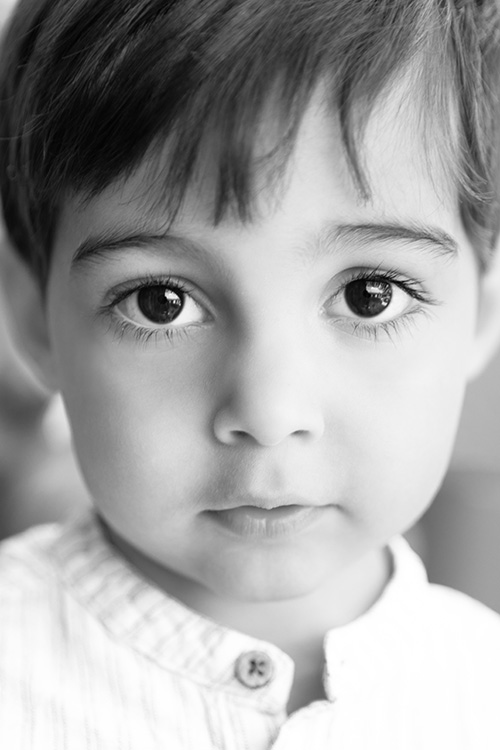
[212,322,325,447]
[238,330,303,405]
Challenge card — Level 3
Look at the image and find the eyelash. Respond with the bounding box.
[110,318,187,346]
[100,267,439,346]
[100,274,202,346]
[328,267,439,341]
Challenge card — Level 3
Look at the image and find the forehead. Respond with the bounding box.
[56,80,462,259]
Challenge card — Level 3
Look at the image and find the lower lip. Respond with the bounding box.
[206,505,327,539]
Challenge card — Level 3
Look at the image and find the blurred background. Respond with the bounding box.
[0,0,498,615]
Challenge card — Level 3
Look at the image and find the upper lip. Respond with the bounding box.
[217,495,318,511]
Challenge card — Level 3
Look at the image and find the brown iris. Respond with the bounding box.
[137,286,184,323]
[344,279,392,317]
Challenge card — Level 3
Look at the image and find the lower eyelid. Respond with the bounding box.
[96,292,207,347]
[106,315,199,347]
[334,306,432,342]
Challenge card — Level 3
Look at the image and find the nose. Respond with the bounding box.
[212,334,325,447]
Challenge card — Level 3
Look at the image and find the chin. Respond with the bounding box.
[205,554,325,603]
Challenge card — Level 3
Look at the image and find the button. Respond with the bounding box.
[234,650,274,688]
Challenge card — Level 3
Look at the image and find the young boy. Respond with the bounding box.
[1,0,500,747]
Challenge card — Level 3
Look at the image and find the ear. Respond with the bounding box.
[467,247,500,381]
[0,239,58,393]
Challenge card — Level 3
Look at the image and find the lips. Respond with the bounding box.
[205,501,330,539]
[230,503,305,515]
[216,493,318,512]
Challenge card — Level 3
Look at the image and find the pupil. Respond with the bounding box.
[137,286,183,323]
[345,279,392,317]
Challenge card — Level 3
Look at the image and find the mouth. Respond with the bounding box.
[204,502,331,539]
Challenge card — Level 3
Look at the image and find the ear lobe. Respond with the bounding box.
[468,248,500,381]
[0,240,58,393]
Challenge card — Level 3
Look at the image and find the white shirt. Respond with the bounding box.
[0,513,499,749]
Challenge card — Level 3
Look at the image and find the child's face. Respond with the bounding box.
[42,89,486,602]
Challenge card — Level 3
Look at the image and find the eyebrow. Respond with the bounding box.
[329,221,459,260]
[71,230,205,270]
[71,219,459,271]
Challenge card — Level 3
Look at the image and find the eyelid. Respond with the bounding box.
[321,266,441,342]
[99,273,214,343]
[104,274,196,306]
[105,273,217,323]
[327,266,438,306]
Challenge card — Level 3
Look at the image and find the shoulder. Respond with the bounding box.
[0,522,64,598]
[0,523,71,697]
[410,581,500,723]
[424,582,500,654]
[385,538,500,695]
[392,536,500,644]
[426,581,500,622]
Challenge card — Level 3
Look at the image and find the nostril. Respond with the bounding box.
[231,430,253,442]
[212,392,325,447]
[220,426,318,448]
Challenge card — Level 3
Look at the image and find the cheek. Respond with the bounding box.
[52,326,215,520]
[344,318,474,533]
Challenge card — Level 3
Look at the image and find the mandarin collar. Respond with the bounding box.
[52,513,427,714]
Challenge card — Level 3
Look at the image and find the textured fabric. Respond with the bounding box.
[0,513,500,749]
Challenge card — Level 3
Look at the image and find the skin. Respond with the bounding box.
[21,83,500,708]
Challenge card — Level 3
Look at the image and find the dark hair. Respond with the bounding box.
[0,0,500,284]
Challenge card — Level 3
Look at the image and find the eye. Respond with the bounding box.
[323,269,433,331]
[114,281,207,329]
